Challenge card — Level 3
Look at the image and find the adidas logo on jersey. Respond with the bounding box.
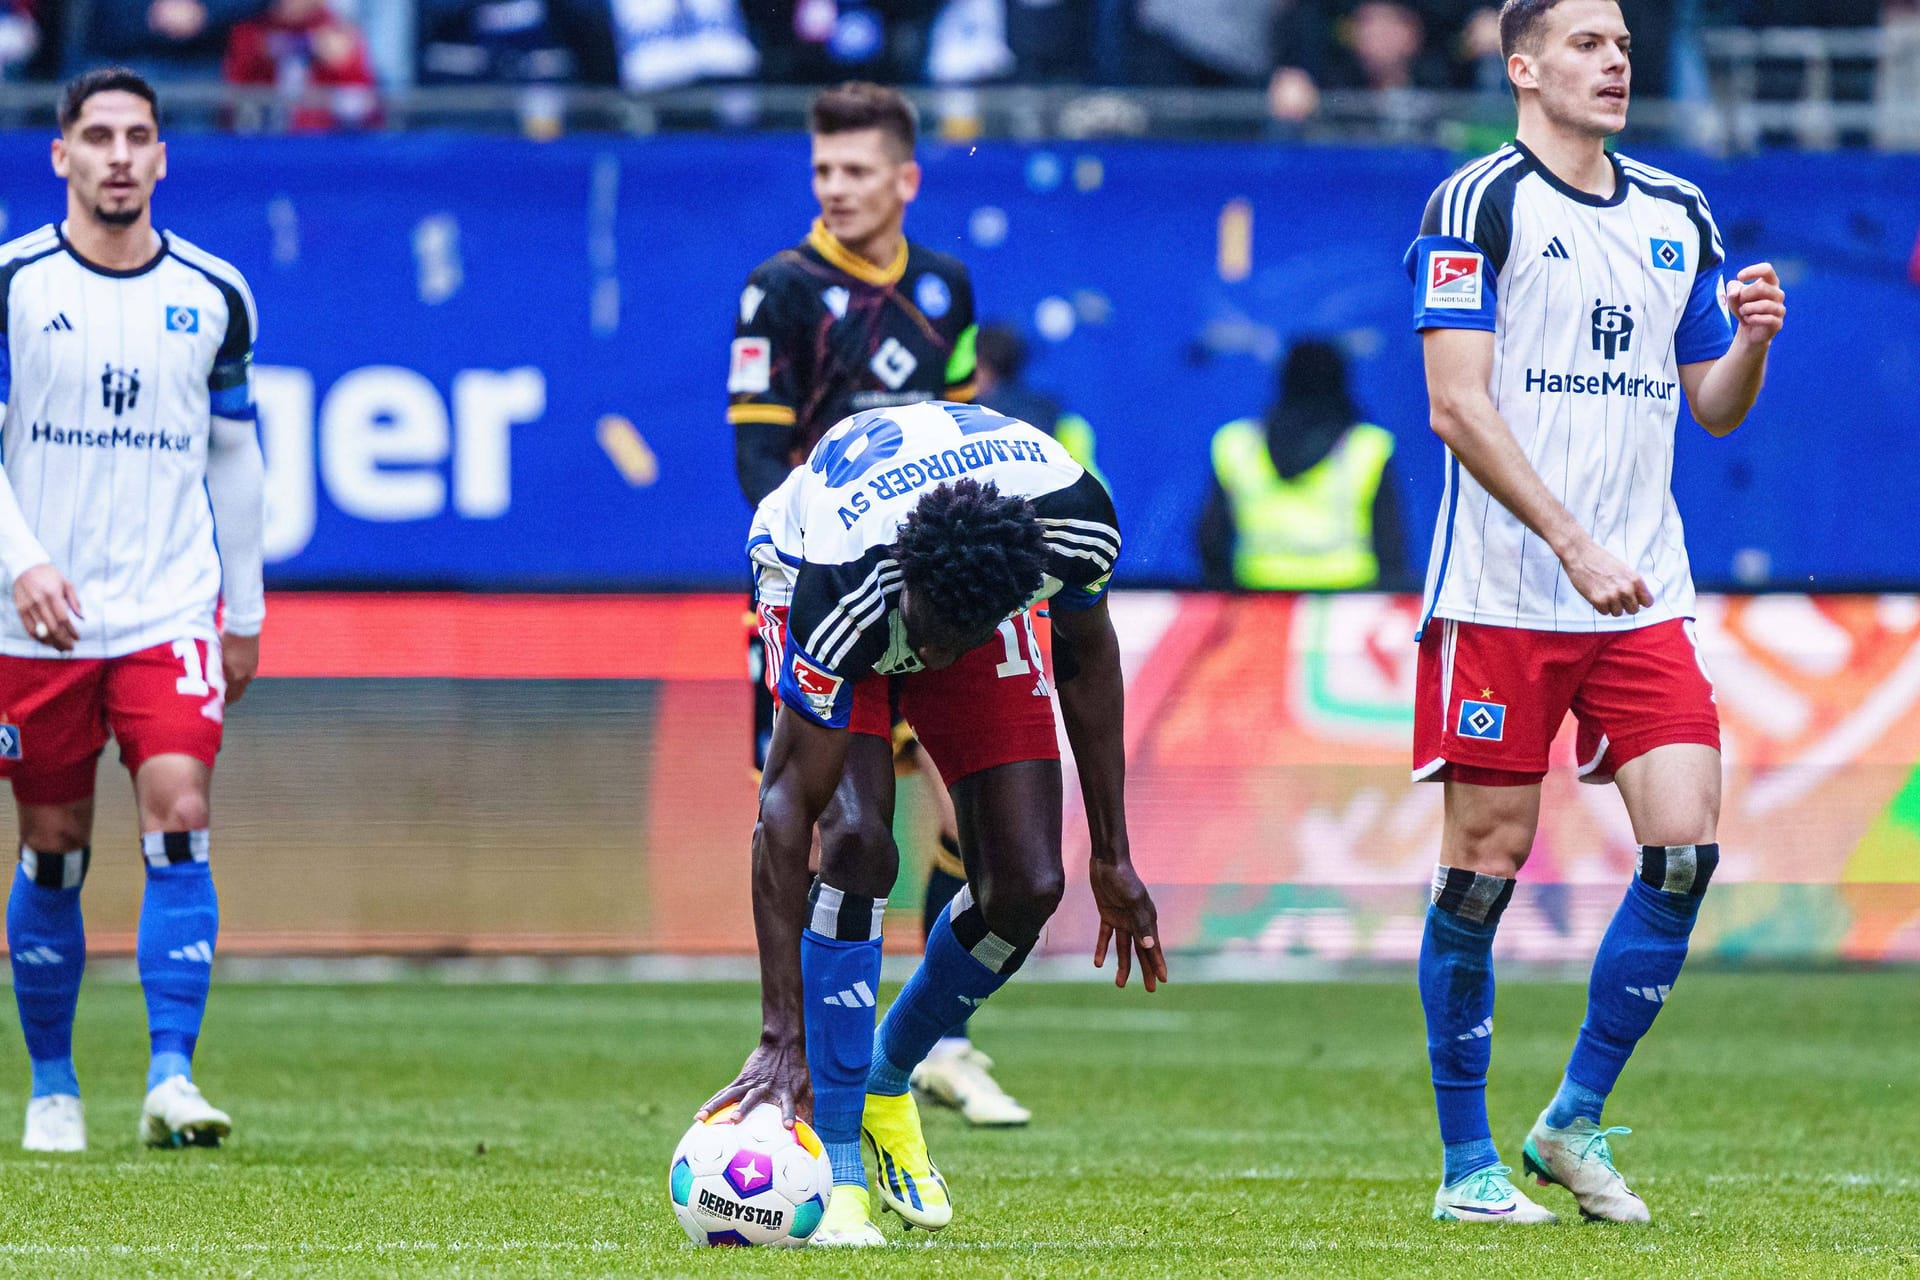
[1626,984,1672,1004]
[169,940,215,965]
[1541,237,1570,261]
[1455,1016,1493,1041]
[14,945,64,966]
[41,312,74,332]
[822,981,876,1008]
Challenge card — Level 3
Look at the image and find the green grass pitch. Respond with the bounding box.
[0,974,1916,1278]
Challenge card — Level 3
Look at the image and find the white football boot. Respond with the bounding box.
[1432,1163,1559,1224]
[910,1041,1031,1127]
[808,1185,887,1247]
[141,1076,231,1148]
[23,1095,86,1152]
[1522,1113,1651,1223]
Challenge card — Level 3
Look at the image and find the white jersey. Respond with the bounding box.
[1406,143,1736,636]
[749,399,1118,728]
[0,224,257,658]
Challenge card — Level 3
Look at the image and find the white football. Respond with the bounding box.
[667,1103,831,1247]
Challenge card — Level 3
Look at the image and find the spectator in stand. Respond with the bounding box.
[0,2,37,81]
[223,0,378,130]
[744,0,943,85]
[1317,1,1451,92]
[418,0,619,86]
[1133,0,1316,88]
[72,0,269,79]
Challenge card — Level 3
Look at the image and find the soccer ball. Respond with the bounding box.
[667,1103,831,1247]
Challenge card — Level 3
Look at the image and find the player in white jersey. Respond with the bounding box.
[1403,0,1785,1226]
[0,70,265,1153]
[700,400,1165,1244]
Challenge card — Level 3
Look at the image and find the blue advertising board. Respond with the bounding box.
[0,131,1913,589]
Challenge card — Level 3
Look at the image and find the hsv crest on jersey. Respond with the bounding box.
[165,305,200,334]
[1424,251,1484,309]
[1590,302,1635,360]
[1457,698,1506,742]
[729,338,772,394]
[1649,238,1685,272]
[789,652,844,720]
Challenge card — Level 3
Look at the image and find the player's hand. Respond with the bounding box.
[1090,857,1169,992]
[1560,538,1652,618]
[697,1037,811,1129]
[221,632,260,704]
[13,564,83,653]
[1725,263,1786,348]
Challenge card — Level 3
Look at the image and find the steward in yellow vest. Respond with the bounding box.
[1197,340,1411,590]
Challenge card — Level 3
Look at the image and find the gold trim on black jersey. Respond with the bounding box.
[728,403,799,426]
[807,218,908,288]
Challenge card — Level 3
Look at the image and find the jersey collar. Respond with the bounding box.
[1511,140,1628,209]
[807,218,908,288]
[57,222,169,278]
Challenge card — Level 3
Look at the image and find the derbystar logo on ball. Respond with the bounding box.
[1425,251,1484,309]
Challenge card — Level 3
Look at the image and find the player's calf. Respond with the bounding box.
[802,880,886,1196]
[9,845,90,1146]
[136,831,220,1098]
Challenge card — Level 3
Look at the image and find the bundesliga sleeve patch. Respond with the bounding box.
[728,338,772,395]
[787,651,845,722]
[1424,251,1485,310]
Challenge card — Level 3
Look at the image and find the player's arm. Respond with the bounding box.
[699,705,850,1126]
[1679,262,1785,436]
[0,347,79,650]
[729,267,805,507]
[1423,327,1651,617]
[1051,595,1167,992]
[205,278,265,701]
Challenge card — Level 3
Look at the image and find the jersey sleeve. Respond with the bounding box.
[1404,168,1512,333]
[727,262,809,431]
[1675,203,1736,365]
[207,269,258,420]
[776,552,894,728]
[1031,470,1120,613]
[943,266,978,401]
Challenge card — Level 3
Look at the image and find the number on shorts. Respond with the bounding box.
[994,613,1044,682]
[173,639,225,699]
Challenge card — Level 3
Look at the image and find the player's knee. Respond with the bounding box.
[148,793,211,834]
[1446,809,1535,877]
[816,812,897,900]
[976,858,1064,947]
[20,809,91,857]
[1637,843,1719,898]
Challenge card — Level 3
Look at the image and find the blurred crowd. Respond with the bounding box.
[0,0,1909,121]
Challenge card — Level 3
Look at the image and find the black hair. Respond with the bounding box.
[1499,0,1574,60]
[810,82,917,159]
[976,324,1029,382]
[59,67,161,131]
[894,479,1047,645]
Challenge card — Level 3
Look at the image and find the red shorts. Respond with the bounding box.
[1413,617,1719,787]
[0,638,227,805]
[760,605,1059,788]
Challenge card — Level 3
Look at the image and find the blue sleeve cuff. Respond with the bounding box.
[210,382,254,419]
[1675,267,1737,366]
[776,640,853,729]
[1408,235,1498,332]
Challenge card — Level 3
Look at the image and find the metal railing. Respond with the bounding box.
[0,25,1913,150]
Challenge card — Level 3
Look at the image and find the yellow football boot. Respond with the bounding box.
[861,1091,952,1230]
[808,1185,886,1247]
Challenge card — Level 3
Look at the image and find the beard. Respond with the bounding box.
[92,202,143,227]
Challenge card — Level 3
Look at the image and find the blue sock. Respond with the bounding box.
[1549,844,1718,1129]
[1420,866,1516,1186]
[921,854,970,1039]
[8,849,89,1098]
[137,832,218,1091]
[870,884,1020,1096]
[801,881,885,1189]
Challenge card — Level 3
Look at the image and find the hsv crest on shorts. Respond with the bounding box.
[0,722,20,761]
[1425,251,1484,309]
[1457,698,1506,742]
